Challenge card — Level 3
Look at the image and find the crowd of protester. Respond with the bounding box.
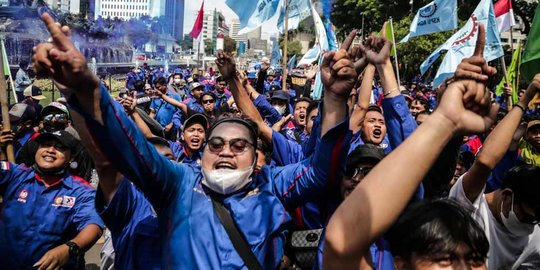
[1,13,540,270]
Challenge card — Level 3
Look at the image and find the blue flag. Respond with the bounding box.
[420,0,503,87]
[297,45,321,67]
[271,40,282,66]
[287,54,297,71]
[401,0,458,42]
[225,0,282,35]
[277,0,311,33]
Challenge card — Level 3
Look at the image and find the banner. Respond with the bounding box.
[419,0,503,87]
[401,0,458,42]
[495,42,521,104]
[277,0,311,32]
[297,45,321,67]
[226,0,282,35]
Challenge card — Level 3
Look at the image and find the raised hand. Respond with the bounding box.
[359,35,392,66]
[121,92,138,115]
[520,73,540,106]
[436,23,498,134]
[320,31,358,100]
[215,50,237,80]
[304,64,319,80]
[0,130,14,146]
[348,45,368,74]
[32,13,99,93]
[454,25,497,82]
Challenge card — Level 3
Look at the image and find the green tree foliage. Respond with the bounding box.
[204,38,215,55]
[180,34,193,51]
[280,39,302,59]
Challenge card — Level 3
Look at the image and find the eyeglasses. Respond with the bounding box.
[43,114,67,122]
[206,137,253,155]
[202,99,215,104]
[345,166,373,179]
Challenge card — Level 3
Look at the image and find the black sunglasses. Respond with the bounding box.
[202,99,215,104]
[206,137,253,155]
[345,166,373,179]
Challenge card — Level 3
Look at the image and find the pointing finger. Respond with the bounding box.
[41,13,72,51]
[473,24,486,57]
[340,30,357,51]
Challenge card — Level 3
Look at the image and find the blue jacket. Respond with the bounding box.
[150,91,182,128]
[168,141,203,166]
[252,94,282,126]
[0,162,104,269]
[96,178,161,270]
[68,85,352,269]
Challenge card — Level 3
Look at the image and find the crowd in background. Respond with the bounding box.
[0,14,540,270]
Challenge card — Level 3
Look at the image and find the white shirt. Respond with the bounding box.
[449,175,530,270]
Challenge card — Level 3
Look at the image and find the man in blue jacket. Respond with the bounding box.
[32,15,358,269]
[0,130,103,269]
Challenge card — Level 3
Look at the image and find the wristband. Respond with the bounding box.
[514,103,526,112]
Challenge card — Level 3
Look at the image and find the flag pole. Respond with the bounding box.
[389,17,401,84]
[0,37,14,162]
[1,37,17,103]
[282,0,289,91]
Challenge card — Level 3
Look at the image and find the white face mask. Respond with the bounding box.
[173,78,181,84]
[201,164,254,194]
[273,105,286,115]
[500,193,535,236]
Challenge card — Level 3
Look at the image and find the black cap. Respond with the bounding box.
[184,113,209,130]
[347,144,385,168]
[271,90,290,101]
[35,130,79,150]
[9,103,37,123]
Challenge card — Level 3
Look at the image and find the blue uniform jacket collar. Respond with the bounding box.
[22,168,74,189]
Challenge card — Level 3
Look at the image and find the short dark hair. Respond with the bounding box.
[367,105,383,114]
[387,199,489,262]
[147,136,170,149]
[216,76,225,83]
[501,165,540,210]
[256,138,272,165]
[294,97,312,110]
[306,100,320,117]
[201,92,216,101]
[154,77,167,86]
[413,97,429,109]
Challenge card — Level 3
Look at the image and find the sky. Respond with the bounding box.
[183,0,279,40]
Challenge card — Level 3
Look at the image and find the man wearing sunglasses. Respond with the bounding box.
[32,16,358,269]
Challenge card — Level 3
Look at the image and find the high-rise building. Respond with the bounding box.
[94,0,153,20]
[192,9,229,54]
[230,18,247,44]
[43,0,88,15]
[93,0,183,30]
[164,0,184,41]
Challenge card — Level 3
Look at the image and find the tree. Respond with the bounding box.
[180,34,194,51]
[331,0,479,38]
[204,38,215,55]
[513,0,538,35]
[280,39,302,59]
